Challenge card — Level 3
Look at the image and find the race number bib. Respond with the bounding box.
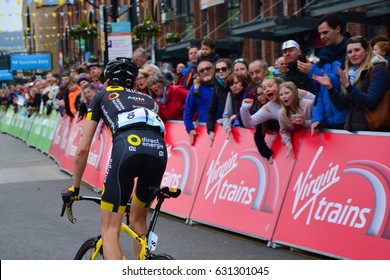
[117,108,165,134]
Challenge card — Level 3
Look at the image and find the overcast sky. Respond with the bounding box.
[0,0,23,32]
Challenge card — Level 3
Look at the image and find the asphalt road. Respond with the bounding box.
[0,132,324,260]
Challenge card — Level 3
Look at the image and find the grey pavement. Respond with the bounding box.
[0,132,326,260]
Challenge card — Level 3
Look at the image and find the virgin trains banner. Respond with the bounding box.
[190,125,304,240]
[272,132,390,259]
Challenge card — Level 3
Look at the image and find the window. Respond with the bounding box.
[227,0,240,27]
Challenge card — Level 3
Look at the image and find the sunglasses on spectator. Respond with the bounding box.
[198,66,213,74]
[234,58,246,64]
[92,79,100,82]
[216,67,228,73]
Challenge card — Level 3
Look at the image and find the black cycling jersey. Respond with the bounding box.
[86,85,167,213]
[87,85,165,137]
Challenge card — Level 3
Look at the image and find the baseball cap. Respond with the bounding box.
[87,62,100,69]
[281,40,300,50]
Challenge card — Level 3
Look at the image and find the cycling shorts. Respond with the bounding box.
[101,128,167,213]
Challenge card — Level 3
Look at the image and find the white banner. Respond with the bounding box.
[2,260,390,280]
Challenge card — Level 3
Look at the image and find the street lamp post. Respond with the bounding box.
[25,6,35,55]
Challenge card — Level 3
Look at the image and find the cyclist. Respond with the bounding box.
[61,57,167,260]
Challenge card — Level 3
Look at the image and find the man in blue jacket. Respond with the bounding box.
[183,60,215,145]
[298,13,350,132]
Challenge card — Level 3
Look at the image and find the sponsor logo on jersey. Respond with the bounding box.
[128,95,147,104]
[108,92,120,100]
[128,134,141,146]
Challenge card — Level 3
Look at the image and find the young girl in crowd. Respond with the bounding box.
[372,40,390,57]
[312,36,389,131]
[372,40,390,69]
[256,84,268,106]
[223,72,252,139]
[278,82,314,158]
[77,84,97,119]
[252,84,280,161]
[240,76,284,163]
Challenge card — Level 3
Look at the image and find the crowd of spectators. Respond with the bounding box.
[1,13,389,164]
[0,62,102,121]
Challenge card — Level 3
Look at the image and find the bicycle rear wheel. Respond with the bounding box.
[148,253,174,260]
[74,237,104,260]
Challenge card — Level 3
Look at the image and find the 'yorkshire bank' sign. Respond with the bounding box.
[10,53,52,71]
[201,0,225,10]
[0,70,12,81]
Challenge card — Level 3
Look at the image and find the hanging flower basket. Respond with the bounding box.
[132,13,162,39]
[69,19,97,41]
[132,34,145,45]
[165,30,181,44]
[64,55,73,66]
[88,55,99,63]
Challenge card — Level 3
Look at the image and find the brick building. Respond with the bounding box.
[22,0,390,73]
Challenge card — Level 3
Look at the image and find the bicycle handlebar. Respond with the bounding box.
[60,196,101,224]
[60,187,181,224]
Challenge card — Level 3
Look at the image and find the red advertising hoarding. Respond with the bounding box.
[49,115,73,165]
[59,118,84,174]
[84,122,111,191]
[272,131,390,259]
[160,122,210,218]
[189,125,305,239]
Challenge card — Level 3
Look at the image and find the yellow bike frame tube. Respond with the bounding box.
[121,223,148,260]
[90,223,148,260]
[91,238,103,260]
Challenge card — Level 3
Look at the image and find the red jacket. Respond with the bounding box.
[154,85,188,122]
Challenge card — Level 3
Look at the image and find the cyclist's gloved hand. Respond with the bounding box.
[61,185,79,204]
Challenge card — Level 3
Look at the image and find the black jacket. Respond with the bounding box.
[206,78,228,133]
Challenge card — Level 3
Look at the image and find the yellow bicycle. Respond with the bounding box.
[61,187,181,260]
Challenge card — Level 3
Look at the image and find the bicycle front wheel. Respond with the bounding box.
[74,237,104,260]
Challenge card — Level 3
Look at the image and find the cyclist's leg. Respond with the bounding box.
[101,209,124,259]
[129,199,149,258]
[130,154,166,258]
